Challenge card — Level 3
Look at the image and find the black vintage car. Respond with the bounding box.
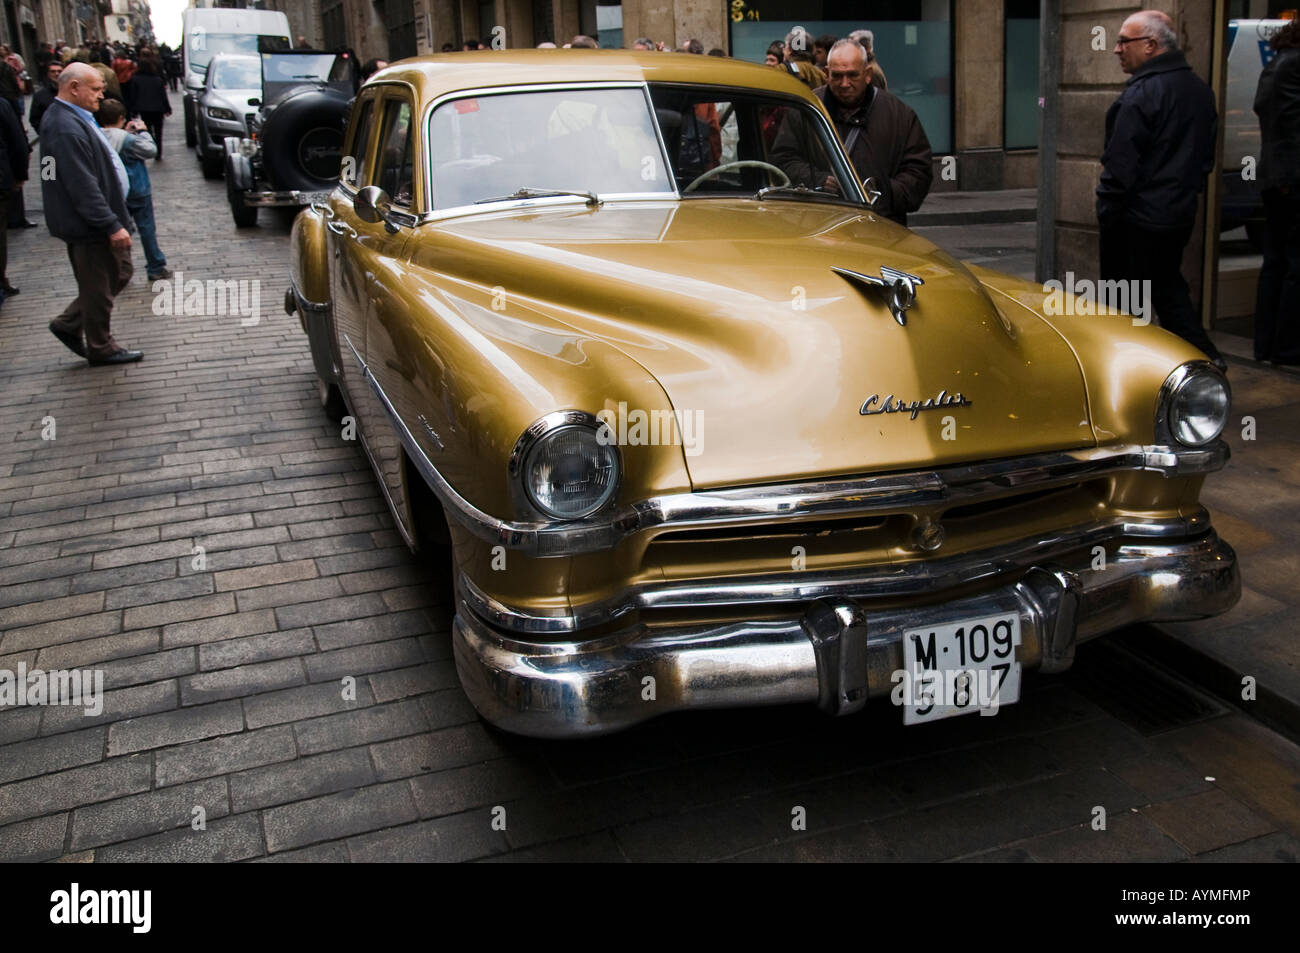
[223,47,359,227]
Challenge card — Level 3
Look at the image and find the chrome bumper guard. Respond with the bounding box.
[452,530,1239,737]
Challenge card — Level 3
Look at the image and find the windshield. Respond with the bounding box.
[188,33,289,71]
[428,87,675,210]
[262,53,352,84]
[648,85,860,201]
[427,84,861,211]
[210,57,261,90]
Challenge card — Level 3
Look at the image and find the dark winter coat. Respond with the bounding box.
[1255,47,1300,192]
[1096,50,1217,230]
[39,99,131,241]
[125,73,171,115]
[0,98,28,192]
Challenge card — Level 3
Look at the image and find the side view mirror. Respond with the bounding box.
[862,176,883,208]
[248,97,261,106]
[354,184,399,233]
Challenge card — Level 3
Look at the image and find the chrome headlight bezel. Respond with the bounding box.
[510,411,621,521]
[1156,361,1231,447]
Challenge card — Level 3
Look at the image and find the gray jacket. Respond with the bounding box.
[39,98,132,242]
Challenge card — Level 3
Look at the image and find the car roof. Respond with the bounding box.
[364,50,820,105]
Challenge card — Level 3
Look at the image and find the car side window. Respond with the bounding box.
[375,99,415,208]
[343,98,374,188]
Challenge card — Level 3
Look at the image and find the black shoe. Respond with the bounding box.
[2,284,17,296]
[8,220,38,229]
[88,348,144,365]
[49,322,86,358]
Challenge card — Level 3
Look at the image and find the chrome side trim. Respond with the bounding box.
[459,509,1213,633]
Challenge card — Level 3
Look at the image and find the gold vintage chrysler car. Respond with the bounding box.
[286,51,1239,737]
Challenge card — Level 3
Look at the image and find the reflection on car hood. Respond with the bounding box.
[433,201,1095,488]
[202,89,261,113]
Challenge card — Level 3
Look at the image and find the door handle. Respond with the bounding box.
[326,219,357,238]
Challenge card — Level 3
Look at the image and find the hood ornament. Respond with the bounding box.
[833,266,925,326]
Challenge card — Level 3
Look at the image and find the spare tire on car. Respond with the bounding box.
[259,86,351,193]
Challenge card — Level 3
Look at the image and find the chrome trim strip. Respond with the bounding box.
[452,532,1240,737]
[459,508,1214,633]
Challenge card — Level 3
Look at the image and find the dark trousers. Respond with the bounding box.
[0,189,8,285]
[5,183,25,227]
[1099,222,1221,359]
[139,111,165,157]
[1254,188,1300,363]
[51,240,134,358]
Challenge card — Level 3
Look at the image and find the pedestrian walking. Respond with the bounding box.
[1252,18,1300,365]
[40,63,141,365]
[99,99,171,282]
[124,59,170,159]
[1096,10,1224,368]
[0,97,28,301]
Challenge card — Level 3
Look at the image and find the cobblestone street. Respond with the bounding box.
[1,91,1299,863]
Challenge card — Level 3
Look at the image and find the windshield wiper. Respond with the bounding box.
[474,187,602,207]
[755,184,847,203]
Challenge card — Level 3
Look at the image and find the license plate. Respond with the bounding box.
[900,612,1021,724]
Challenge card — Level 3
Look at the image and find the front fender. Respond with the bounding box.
[289,204,336,384]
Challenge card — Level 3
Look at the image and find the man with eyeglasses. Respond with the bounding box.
[1097,9,1224,369]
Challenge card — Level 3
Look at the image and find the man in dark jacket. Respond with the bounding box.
[774,38,931,225]
[29,59,62,130]
[41,63,141,364]
[1097,9,1222,368]
[1252,18,1300,365]
[0,97,27,299]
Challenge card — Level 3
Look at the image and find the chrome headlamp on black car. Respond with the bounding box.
[1157,361,1231,447]
[511,412,621,521]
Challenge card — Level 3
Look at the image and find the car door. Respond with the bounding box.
[328,90,420,542]
[327,92,376,431]
[359,93,424,543]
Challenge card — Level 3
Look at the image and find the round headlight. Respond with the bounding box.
[1166,365,1229,446]
[521,423,620,520]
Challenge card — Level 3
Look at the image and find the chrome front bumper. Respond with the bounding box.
[452,530,1239,738]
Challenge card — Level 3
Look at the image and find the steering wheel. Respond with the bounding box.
[683,160,791,193]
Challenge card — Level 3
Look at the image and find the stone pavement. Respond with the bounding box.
[1,95,1298,862]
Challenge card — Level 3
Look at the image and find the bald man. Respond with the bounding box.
[1097,10,1222,368]
[41,62,142,364]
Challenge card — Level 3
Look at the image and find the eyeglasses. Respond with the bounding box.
[1116,34,1153,45]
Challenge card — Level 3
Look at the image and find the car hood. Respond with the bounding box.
[203,89,261,112]
[435,201,1095,489]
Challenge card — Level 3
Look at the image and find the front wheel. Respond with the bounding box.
[228,180,258,227]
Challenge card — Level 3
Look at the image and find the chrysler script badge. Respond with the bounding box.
[833,266,925,326]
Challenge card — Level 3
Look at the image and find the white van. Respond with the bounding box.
[181,7,292,150]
